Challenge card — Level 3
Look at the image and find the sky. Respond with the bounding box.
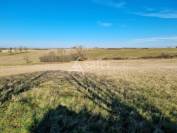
[0,0,177,48]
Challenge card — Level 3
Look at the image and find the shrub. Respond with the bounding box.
[8,48,13,54]
[73,45,88,61]
[39,51,84,62]
[141,52,177,59]
[39,47,87,62]
[102,57,126,60]
[159,52,172,58]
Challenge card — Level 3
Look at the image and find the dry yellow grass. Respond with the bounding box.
[0,59,177,77]
[0,59,177,132]
[0,50,49,66]
[0,48,177,66]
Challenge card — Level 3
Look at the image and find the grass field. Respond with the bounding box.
[0,57,177,132]
[0,48,177,66]
[87,48,177,59]
[1,0,177,132]
[0,49,49,66]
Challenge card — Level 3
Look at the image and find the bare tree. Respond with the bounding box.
[73,45,87,61]
[19,46,23,53]
[24,47,28,52]
[9,48,13,54]
[14,47,18,53]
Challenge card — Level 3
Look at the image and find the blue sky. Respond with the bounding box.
[0,0,177,48]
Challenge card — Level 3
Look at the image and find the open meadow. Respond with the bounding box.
[1,0,177,132]
[0,48,177,66]
[0,48,177,133]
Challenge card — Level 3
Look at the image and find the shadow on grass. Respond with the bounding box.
[30,72,177,133]
[0,72,47,105]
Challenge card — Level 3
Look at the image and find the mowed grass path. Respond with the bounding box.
[0,59,177,77]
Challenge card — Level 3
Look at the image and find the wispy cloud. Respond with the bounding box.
[134,10,177,19]
[98,21,112,27]
[131,36,177,42]
[93,0,126,8]
[125,36,177,47]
